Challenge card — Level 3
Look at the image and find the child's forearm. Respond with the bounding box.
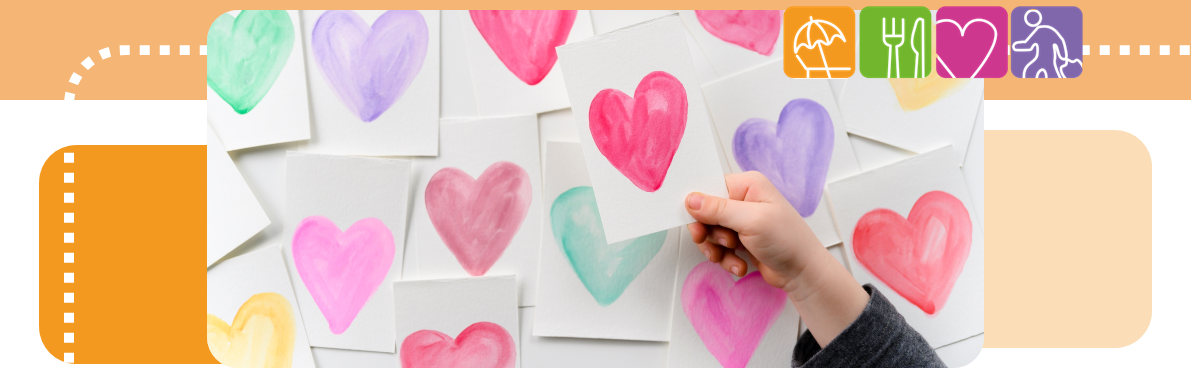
[784,245,870,348]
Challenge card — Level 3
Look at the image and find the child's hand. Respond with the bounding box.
[684,171,824,293]
[685,172,869,347]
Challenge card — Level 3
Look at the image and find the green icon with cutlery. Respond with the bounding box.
[859,6,932,78]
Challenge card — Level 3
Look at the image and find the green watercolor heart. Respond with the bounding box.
[206,10,294,114]
[551,186,668,306]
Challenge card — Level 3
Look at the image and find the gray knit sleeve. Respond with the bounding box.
[792,284,946,368]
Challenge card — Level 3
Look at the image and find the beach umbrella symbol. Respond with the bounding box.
[792,16,850,78]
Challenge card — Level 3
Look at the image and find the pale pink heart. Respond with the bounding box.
[400,322,516,368]
[682,261,786,368]
[425,161,533,276]
[694,10,782,56]
[291,216,395,334]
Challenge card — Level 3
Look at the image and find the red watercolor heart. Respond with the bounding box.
[694,10,782,56]
[470,10,577,86]
[852,191,972,315]
[425,161,533,276]
[588,71,687,192]
[400,322,516,368]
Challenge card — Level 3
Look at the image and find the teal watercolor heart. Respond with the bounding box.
[206,10,294,114]
[551,186,668,306]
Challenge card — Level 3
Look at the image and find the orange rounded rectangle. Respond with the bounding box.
[784,6,855,79]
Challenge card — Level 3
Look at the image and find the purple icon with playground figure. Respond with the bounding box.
[936,6,1008,78]
[1011,6,1083,78]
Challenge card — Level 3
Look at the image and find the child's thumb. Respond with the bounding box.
[685,192,758,232]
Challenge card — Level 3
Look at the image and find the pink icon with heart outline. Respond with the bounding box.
[852,191,973,315]
[935,6,1008,78]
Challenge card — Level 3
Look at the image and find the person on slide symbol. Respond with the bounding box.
[1011,9,1082,78]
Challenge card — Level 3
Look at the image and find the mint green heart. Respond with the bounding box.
[551,186,668,306]
[206,10,293,114]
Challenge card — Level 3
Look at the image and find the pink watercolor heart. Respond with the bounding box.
[682,261,786,368]
[400,322,516,368]
[853,191,972,315]
[695,10,782,56]
[291,216,395,334]
[470,10,577,86]
[425,161,533,276]
[589,71,687,192]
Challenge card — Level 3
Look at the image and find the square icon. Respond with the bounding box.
[783,6,855,78]
[1011,6,1083,78]
[859,6,932,78]
[936,6,1008,78]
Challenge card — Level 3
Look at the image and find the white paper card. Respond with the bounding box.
[207,127,270,266]
[827,146,984,348]
[207,245,316,368]
[282,152,411,352]
[557,14,728,244]
[394,276,520,368]
[702,61,861,247]
[207,10,311,151]
[300,10,441,156]
[534,141,680,341]
[679,10,785,78]
[839,77,983,165]
[461,10,595,116]
[412,116,544,306]
[667,229,800,367]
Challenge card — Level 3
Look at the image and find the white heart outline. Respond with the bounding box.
[935,18,997,78]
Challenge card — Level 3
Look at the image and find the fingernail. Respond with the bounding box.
[687,193,704,210]
[717,237,727,246]
[731,266,742,276]
[701,247,710,259]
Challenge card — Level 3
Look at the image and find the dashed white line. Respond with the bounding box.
[139,45,149,55]
[1160,45,1171,56]
[64,193,74,203]
[68,73,81,85]
[1099,45,1110,56]
[81,57,94,70]
[1120,45,1130,56]
[159,45,170,55]
[120,45,130,55]
[99,47,111,60]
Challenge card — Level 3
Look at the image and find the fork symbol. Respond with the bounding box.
[882,18,905,78]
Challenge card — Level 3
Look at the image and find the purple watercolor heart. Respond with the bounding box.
[312,10,428,122]
[732,99,834,217]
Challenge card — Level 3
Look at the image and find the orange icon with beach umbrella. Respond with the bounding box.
[784,7,855,78]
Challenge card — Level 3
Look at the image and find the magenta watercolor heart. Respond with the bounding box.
[425,161,533,276]
[470,10,577,86]
[682,261,786,368]
[400,322,516,368]
[311,10,428,122]
[589,71,687,192]
[733,99,834,217]
[695,10,782,56]
[291,216,396,334]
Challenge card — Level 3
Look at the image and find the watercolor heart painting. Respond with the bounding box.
[853,191,973,315]
[551,186,668,306]
[206,10,294,114]
[311,10,429,122]
[470,10,577,86]
[733,99,834,217]
[425,162,533,276]
[291,216,396,334]
[400,322,516,368]
[589,71,688,192]
[682,261,786,368]
[888,77,970,112]
[206,293,296,368]
[694,10,782,56]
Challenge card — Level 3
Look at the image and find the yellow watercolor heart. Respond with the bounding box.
[207,292,296,368]
[888,76,970,112]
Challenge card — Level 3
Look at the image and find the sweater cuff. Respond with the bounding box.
[791,284,944,368]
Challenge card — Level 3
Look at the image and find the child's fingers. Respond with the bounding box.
[719,250,748,277]
[687,222,709,244]
[685,192,763,232]
[706,225,740,249]
[697,239,725,263]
